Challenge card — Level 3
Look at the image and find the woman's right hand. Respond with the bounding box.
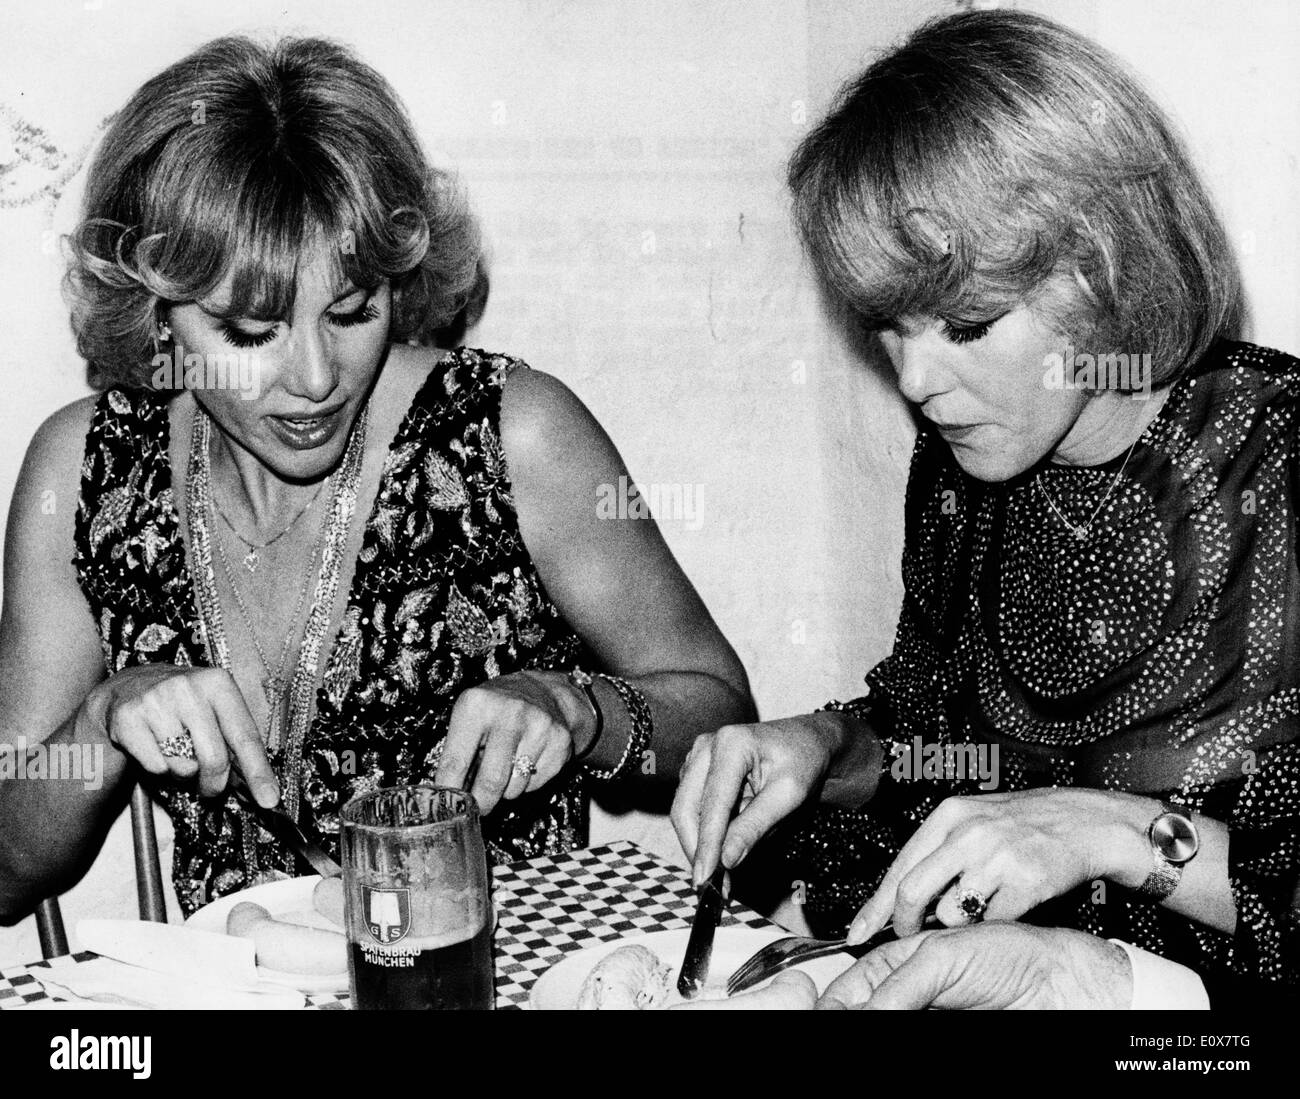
[671,713,848,888]
[85,665,279,807]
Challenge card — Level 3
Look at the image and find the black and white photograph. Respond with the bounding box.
[0,0,1295,1067]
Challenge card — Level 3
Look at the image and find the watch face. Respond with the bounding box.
[1152,813,1199,864]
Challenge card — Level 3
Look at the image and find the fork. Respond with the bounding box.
[726,912,944,996]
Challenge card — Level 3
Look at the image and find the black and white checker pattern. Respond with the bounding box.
[490,841,770,1007]
[0,842,775,1011]
[0,963,57,1009]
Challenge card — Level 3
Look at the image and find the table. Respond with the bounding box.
[0,842,775,1010]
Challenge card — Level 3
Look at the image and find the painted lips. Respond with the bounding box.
[267,406,344,450]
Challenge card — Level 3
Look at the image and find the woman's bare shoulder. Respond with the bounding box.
[26,394,100,471]
[2,392,113,749]
[497,361,614,483]
[11,394,101,544]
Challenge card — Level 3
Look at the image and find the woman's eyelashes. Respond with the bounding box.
[217,300,380,348]
[326,301,380,329]
[939,316,999,345]
[219,323,277,349]
[871,315,1000,344]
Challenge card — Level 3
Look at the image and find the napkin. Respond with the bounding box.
[78,919,260,986]
[60,919,307,1009]
[39,957,305,1010]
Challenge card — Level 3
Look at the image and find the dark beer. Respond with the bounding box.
[342,786,494,1010]
[349,921,494,1010]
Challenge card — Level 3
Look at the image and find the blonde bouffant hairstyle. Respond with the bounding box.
[789,9,1242,386]
[66,35,484,390]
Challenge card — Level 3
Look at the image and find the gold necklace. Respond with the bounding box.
[186,401,370,876]
[1035,438,1139,542]
[213,504,324,755]
[213,480,324,573]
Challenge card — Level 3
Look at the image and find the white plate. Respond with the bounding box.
[528,927,854,1010]
[186,875,348,994]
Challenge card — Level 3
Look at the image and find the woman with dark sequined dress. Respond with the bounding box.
[674,10,1299,1004]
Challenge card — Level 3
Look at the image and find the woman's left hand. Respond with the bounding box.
[847,787,1154,944]
[434,670,597,815]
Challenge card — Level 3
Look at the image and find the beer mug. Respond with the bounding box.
[341,785,494,1010]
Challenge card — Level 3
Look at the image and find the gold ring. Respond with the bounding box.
[159,732,196,760]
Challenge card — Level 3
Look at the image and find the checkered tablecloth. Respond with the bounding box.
[0,842,775,1010]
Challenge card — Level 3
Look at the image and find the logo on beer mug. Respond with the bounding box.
[362,885,411,945]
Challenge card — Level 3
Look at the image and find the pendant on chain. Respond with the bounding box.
[244,548,259,573]
[263,675,286,753]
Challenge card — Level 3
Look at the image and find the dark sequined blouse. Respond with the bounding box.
[774,340,1300,992]
[73,349,591,914]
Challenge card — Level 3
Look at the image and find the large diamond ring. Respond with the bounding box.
[159,731,196,760]
[511,754,537,780]
[956,887,989,924]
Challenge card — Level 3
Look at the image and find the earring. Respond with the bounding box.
[157,320,172,342]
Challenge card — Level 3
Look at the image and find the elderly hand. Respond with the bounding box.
[847,788,1154,944]
[435,670,596,814]
[818,924,1132,1010]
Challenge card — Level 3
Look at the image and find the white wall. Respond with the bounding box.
[1,0,1296,963]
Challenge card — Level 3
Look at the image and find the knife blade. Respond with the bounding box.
[677,865,727,998]
[231,778,342,878]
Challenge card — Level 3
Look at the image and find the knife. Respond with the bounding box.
[231,776,342,878]
[676,865,727,998]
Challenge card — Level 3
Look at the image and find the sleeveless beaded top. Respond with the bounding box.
[73,349,590,913]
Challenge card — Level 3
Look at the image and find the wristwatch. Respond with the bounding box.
[1134,801,1200,901]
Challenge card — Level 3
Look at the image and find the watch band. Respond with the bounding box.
[1135,855,1183,901]
[1134,800,1197,902]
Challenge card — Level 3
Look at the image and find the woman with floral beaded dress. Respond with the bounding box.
[674,10,1300,1004]
[0,36,754,920]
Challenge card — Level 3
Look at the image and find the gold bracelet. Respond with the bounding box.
[584,674,653,782]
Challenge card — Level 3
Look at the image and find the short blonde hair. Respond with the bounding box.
[66,35,483,390]
[789,9,1241,385]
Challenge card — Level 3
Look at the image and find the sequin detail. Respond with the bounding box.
[777,341,1300,993]
[73,349,592,914]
